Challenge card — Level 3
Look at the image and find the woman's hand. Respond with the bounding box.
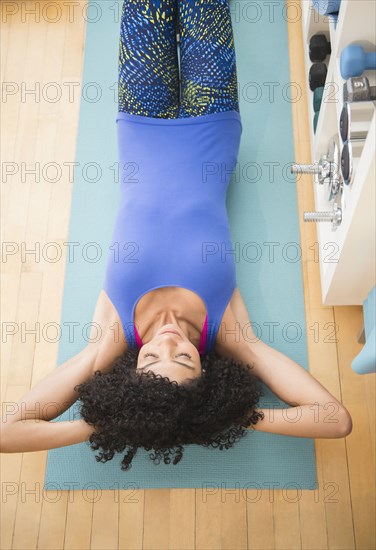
[0,344,98,453]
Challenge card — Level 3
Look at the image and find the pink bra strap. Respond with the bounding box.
[198,313,208,355]
[134,324,143,349]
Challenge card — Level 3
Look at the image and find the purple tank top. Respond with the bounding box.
[103,110,243,353]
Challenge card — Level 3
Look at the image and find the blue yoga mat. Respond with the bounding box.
[45,0,317,491]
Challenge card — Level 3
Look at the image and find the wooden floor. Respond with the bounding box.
[1,1,375,549]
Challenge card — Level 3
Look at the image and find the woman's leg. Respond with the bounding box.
[177,0,240,117]
[118,0,180,118]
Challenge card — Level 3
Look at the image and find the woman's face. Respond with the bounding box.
[136,324,203,383]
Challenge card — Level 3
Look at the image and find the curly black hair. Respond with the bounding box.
[74,347,265,471]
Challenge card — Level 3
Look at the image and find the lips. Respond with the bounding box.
[160,329,180,336]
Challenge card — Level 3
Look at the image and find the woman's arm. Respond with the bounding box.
[246,338,352,438]
[0,290,128,453]
[251,405,351,438]
[0,344,99,452]
[0,419,95,453]
[217,288,353,438]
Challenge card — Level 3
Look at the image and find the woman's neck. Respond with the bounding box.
[134,288,206,347]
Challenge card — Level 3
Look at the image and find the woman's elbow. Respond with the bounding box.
[336,407,353,438]
[0,423,12,453]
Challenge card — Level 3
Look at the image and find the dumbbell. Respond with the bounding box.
[309,63,328,91]
[340,44,376,80]
[313,87,324,134]
[313,112,320,133]
[311,0,341,15]
[314,87,324,111]
[343,76,376,102]
[310,34,331,62]
[329,13,338,27]
[341,140,363,186]
[339,101,374,143]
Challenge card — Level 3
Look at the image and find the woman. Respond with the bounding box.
[1,0,352,468]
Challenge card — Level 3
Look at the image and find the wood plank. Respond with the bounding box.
[305,259,332,309]
[64,490,93,550]
[91,490,119,550]
[36,493,67,550]
[364,373,376,470]
[22,2,65,269]
[196,488,222,549]
[303,303,355,549]
[305,305,346,400]
[1,10,38,550]
[1,7,39,402]
[35,4,88,544]
[220,488,247,549]
[286,0,318,266]
[0,385,28,550]
[47,0,86,241]
[11,449,47,550]
[273,489,301,550]
[10,277,48,550]
[246,489,274,550]
[7,271,43,387]
[0,271,19,403]
[169,489,195,549]
[334,305,376,550]
[118,489,144,550]
[299,440,328,550]
[320,437,355,549]
[143,489,170,550]
[1,10,29,234]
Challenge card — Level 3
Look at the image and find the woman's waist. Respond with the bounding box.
[118,165,235,191]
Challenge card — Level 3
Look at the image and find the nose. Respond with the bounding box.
[157,332,182,343]
[155,334,186,356]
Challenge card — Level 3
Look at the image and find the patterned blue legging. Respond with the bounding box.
[118,0,239,118]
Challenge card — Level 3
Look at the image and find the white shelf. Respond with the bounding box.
[321,112,376,304]
[300,0,376,305]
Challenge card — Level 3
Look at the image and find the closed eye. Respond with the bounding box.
[139,352,195,371]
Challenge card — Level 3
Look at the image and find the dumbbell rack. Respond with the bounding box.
[301,0,375,305]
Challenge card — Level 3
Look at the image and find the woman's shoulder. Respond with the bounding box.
[213,287,256,362]
[88,290,128,374]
